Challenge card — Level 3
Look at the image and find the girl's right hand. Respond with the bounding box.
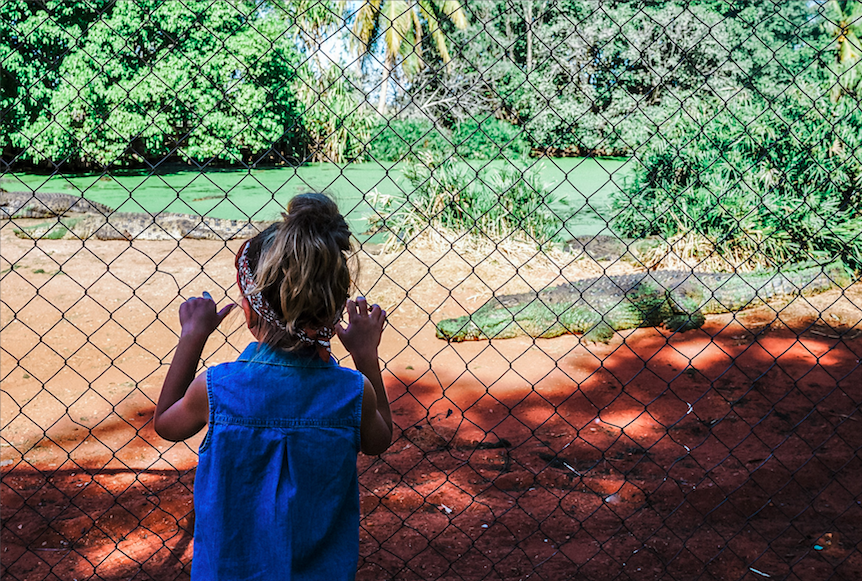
[337,296,386,357]
[179,291,236,340]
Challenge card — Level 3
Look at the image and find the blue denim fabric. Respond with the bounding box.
[192,342,364,581]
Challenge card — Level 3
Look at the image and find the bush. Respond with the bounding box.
[610,89,862,271]
[452,117,531,160]
[368,154,568,248]
[368,119,452,162]
[368,117,529,162]
[6,0,304,167]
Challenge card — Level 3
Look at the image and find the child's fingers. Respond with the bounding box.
[346,297,387,326]
[344,299,357,319]
[202,291,213,301]
[356,296,368,314]
[217,303,236,321]
[374,306,387,328]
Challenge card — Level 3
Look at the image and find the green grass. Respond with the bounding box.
[4,157,631,240]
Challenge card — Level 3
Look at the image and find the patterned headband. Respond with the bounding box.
[235,240,335,360]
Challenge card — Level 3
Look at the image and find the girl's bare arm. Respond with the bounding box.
[337,297,392,455]
[154,293,235,441]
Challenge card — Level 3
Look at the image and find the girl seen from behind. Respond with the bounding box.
[154,193,393,580]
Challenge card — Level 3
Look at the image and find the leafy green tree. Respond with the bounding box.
[349,0,468,113]
[4,0,304,168]
[1,1,105,161]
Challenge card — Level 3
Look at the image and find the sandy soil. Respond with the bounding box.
[2,220,861,580]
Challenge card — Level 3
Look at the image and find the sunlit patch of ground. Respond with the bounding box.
[3,222,861,580]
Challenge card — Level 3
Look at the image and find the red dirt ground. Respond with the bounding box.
[2,228,861,580]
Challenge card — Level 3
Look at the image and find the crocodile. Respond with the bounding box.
[436,262,853,342]
[1,190,114,218]
[2,190,275,240]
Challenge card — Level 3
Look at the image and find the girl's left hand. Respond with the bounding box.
[179,291,236,340]
[337,296,386,357]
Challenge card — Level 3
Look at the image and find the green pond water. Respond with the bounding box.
[6,157,634,239]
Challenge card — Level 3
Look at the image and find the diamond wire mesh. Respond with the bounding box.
[2,1,862,580]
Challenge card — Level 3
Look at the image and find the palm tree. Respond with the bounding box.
[824,0,862,100]
[348,0,468,113]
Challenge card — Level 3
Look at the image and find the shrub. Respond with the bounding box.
[452,117,531,160]
[368,117,529,162]
[368,154,568,248]
[368,119,452,162]
[610,89,862,271]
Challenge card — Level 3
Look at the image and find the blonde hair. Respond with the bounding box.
[244,193,355,350]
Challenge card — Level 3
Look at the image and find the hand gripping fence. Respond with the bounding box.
[2,1,861,580]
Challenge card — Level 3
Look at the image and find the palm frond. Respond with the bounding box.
[382,0,413,64]
[351,0,381,55]
[419,0,450,65]
[400,6,424,76]
[442,0,468,29]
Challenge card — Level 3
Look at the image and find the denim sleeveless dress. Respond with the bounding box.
[192,342,365,581]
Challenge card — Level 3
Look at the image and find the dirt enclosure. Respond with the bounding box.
[2,222,861,580]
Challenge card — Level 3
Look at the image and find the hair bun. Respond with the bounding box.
[287,192,339,220]
[283,193,350,249]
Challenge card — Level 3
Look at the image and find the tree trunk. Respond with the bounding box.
[525,0,533,73]
[378,57,392,115]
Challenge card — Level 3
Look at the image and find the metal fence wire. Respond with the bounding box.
[2,1,862,579]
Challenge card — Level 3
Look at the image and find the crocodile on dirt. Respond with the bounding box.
[436,263,853,342]
[2,190,276,240]
[1,190,115,219]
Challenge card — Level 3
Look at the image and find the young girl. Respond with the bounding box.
[153,193,393,580]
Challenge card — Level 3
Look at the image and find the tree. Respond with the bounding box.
[267,0,374,163]
[295,64,374,163]
[1,0,105,160]
[348,0,468,113]
[4,0,304,168]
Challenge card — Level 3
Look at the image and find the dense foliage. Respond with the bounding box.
[369,117,530,162]
[2,0,306,168]
[369,119,452,162]
[611,90,862,270]
[597,2,862,269]
[373,0,860,260]
[368,154,567,247]
[425,0,828,156]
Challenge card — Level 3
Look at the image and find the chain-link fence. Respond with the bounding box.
[2,1,862,579]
